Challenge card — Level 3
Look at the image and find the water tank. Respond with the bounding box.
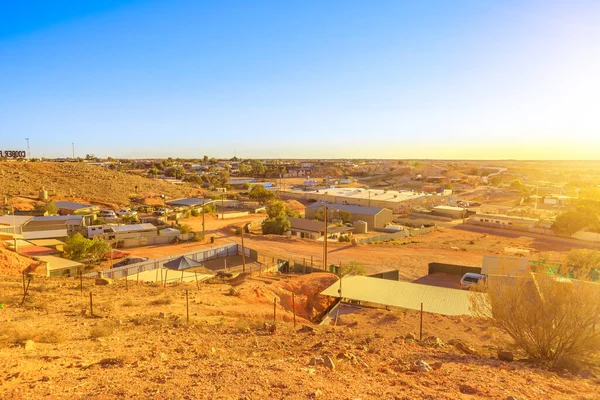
[39,187,48,200]
[353,220,368,234]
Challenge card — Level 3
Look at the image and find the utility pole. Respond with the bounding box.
[221,194,224,220]
[202,198,205,238]
[323,205,328,272]
[72,143,75,159]
[25,138,30,158]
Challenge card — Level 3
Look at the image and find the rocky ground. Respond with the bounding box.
[1,272,599,400]
[0,162,196,209]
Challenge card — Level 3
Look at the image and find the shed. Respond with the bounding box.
[35,255,84,277]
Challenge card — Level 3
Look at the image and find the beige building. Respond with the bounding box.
[305,203,393,230]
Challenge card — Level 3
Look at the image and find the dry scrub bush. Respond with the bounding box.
[90,322,118,338]
[470,273,600,367]
[150,296,173,306]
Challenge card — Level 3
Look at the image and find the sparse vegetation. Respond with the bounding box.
[471,270,600,367]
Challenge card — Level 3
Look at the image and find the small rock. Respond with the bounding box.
[81,309,88,316]
[405,333,417,341]
[159,353,168,361]
[24,340,35,351]
[505,396,519,400]
[309,357,324,366]
[432,361,443,370]
[311,389,323,397]
[459,384,479,394]
[228,288,240,296]
[323,355,335,370]
[40,376,50,382]
[498,350,514,362]
[95,278,113,285]
[449,339,476,355]
[158,312,166,318]
[298,325,315,333]
[410,360,431,372]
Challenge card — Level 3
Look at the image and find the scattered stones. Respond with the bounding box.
[263,323,277,334]
[449,339,476,355]
[459,384,479,394]
[228,288,240,296]
[422,336,445,347]
[498,350,514,362]
[323,355,335,370]
[298,325,315,333]
[24,340,35,351]
[410,360,432,373]
[98,358,123,368]
[309,357,324,366]
[95,278,112,286]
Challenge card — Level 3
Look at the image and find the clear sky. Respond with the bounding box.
[1,0,599,160]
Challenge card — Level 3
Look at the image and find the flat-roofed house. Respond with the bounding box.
[305,202,393,229]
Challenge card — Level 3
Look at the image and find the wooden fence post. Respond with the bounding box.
[292,293,296,328]
[186,289,189,324]
[89,292,94,317]
[80,270,83,297]
[420,302,423,341]
[273,297,276,322]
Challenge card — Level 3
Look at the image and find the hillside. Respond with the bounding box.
[1,273,598,399]
[0,162,197,209]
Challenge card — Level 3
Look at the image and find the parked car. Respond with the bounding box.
[153,207,170,216]
[98,209,117,219]
[460,273,485,290]
[104,249,130,260]
[116,208,138,217]
[112,257,149,268]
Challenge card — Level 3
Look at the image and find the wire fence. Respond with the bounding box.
[82,243,242,280]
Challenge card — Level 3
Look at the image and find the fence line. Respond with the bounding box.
[83,243,240,280]
[357,226,436,244]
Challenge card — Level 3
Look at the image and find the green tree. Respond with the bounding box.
[337,210,352,224]
[239,163,252,176]
[266,200,286,219]
[250,160,265,177]
[339,260,366,277]
[177,224,193,234]
[65,233,110,263]
[36,201,58,215]
[149,167,159,178]
[249,185,275,204]
[261,215,291,235]
[553,210,598,236]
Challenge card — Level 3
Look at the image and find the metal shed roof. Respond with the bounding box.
[166,197,212,207]
[307,202,388,216]
[110,223,157,233]
[321,275,477,316]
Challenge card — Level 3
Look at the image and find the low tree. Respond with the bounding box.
[337,210,352,224]
[36,201,58,215]
[249,185,275,204]
[261,215,291,235]
[65,233,110,263]
[339,260,366,277]
[177,224,193,234]
[470,270,600,367]
[552,210,597,236]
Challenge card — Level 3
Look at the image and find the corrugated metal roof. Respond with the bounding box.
[0,216,33,228]
[35,255,83,271]
[288,217,326,233]
[166,197,212,207]
[22,229,68,240]
[321,275,477,316]
[55,201,95,210]
[110,223,156,233]
[306,202,387,216]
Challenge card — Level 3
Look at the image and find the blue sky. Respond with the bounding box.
[1,0,599,159]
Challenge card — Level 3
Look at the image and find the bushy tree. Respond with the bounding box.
[553,210,597,236]
[177,224,193,234]
[470,271,600,367]
[339,260,365,277]
[65,233,110,263]
[249,185,275,204]
[261,215,291,235]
